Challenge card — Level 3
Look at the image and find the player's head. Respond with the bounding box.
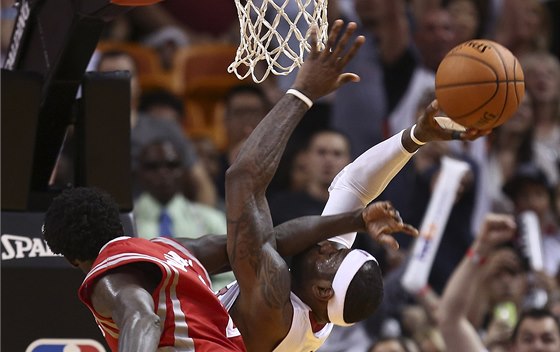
[43,187,124,264]
[511,308,560,352]
[290,242,383,325]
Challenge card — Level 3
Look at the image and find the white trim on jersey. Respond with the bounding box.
[152,237,213,285]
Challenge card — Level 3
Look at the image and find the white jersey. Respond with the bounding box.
[216,281,334,352]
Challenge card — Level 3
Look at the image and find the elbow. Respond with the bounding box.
[128,312,162,333]
[225,164,256,189]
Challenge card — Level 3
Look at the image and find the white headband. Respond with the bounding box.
[327,249,378,326]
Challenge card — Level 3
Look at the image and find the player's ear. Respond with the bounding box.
[312,280,334,302]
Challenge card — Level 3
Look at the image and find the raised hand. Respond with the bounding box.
[362,201,418,250]
[472,213,517,257]
[292,20,365,101]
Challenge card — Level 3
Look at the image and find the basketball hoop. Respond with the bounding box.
[228,0,329,83]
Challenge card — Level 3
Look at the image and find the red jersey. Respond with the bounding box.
[78,236,245,351]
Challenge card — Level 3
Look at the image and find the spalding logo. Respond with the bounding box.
[26,339,106,352]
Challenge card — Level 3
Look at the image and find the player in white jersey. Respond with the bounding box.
[224,20,491,352]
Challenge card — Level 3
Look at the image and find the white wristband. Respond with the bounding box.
[286,89,313,109]
[410,124,426,145]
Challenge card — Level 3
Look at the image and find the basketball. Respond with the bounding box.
[435,39,525,130]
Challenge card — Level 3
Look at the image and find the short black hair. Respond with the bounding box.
[139,89,185,119]
[344,260,384,323]
[43,187,124,262]
[511,308,560,342]
[305,128,352,151]
[96,49,137,72]
[224,84,271,110]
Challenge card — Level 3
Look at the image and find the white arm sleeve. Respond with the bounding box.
[323,131,415,248]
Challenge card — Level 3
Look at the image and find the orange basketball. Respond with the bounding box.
[435,39,525,130]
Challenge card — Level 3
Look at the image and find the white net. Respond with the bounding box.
[228,0,329,83]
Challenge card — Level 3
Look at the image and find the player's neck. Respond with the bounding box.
[308,311,327,332]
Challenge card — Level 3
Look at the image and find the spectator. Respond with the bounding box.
[139,88,186,125]
[437,213,560,352]
[503,163,560,277]
[520,51,560,186]
[133,138,234,290]
[96,50,218,207]
[269,129,351,225]
[494,0,553,57]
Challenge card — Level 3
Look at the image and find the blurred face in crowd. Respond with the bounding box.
[139,141,183,205]
[512,317,560,352]
[192,136,220,180]
[514,183,551,221]
[290,150,309,192]
[522,54,560,105]
[485,248,525,304]
[224,91,269,148]
[514,0,545,43]
[501,94,533,135]
[447,0,479,44]
[306,131,351,190]
[414,8,456,72]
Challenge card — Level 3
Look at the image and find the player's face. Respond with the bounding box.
[292,242,351,280]
[513,317,560,352]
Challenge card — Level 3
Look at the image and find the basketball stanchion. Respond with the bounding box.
[401,157,471,294]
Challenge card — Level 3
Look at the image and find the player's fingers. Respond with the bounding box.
[323,20,343,59]
[336,73,360,87]
[331,21,357,61]
[425,100,440,120]
[400,223,419,237]
[379,234,400,250]
[309,25,320,59]
[338,35,365,67]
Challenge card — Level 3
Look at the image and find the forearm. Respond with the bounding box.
[437,253,487,352]
[438,255,484,325]
[175,235,230,275]
[275,210,365,256]
[325,130,415,247]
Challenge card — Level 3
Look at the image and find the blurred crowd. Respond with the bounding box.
[2,0,559,351]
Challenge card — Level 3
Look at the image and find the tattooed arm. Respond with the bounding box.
[224,20,364,351]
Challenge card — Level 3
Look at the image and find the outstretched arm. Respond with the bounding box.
[325,100,491,248]
[225,20,364,348]
[437,214,516,352]
[179,202,417,275]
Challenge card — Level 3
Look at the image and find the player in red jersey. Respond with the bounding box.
[42,187,245,352]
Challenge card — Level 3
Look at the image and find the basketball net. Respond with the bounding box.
[228,0,328,83]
